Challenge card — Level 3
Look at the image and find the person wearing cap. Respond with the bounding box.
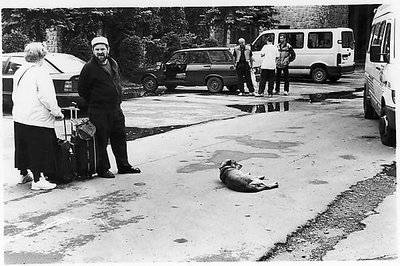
[78,36,141,178]
[232,38,255,96]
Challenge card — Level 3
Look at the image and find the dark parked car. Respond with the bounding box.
[131,47,239,93]
[2,52,86,109]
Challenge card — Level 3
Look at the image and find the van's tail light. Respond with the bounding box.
[337,53,342,66]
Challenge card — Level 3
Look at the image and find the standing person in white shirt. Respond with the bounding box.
[12,42,63,190]
[256,37,279,97]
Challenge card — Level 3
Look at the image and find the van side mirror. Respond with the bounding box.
[370,45,383,62]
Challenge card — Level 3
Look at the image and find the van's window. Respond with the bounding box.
[372,21,386,46]
[368,24,377,49]
[308,32,333,48]
[280,33,304,49]
[341,31,354,49]
[252,33,275,51]
[382,23,391,62]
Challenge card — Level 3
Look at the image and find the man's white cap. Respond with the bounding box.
[91,36,109,47]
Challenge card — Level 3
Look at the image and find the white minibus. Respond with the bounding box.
[363,4,397,147]
[251,28,355,83]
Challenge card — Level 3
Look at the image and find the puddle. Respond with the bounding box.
[227,101,290,113]
[126,125,191,141]
[301,90,363,103]
[125,90,362,141]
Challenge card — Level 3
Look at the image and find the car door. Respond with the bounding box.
[207,50,237,85]
[164,51,188,84]
[185,51,211,85]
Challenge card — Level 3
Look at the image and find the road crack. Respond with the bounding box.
[259,162,396,261]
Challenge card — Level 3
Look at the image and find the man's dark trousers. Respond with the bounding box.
[275,66,289,93]
[89,110,130,173]
[236,62,254,93]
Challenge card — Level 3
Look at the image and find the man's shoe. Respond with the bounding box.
[256,93,264,97]
[283,91,289,96]
[97,170,115,178]
[19,172,33,184]
[238,93,244,96]
[118,166,141,174]
[248,92,255,96]
[31,177,56,190]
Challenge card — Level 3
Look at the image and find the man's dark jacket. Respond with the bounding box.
[78,56,122,113]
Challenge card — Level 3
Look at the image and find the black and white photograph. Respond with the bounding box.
[1,0,398,265]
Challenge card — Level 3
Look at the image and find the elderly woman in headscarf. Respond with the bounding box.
[12,42,63,190]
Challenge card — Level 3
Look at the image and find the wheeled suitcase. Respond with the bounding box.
[66,104,97,179]
[48,112,77,184]
[72,136,97,178]
[52,138,77,183]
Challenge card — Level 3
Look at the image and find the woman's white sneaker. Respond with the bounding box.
[31,177,56,190]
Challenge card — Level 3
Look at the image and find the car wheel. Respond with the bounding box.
[363,87,377,119]
[143,76,158,92]
[227,85,238,92]
[311,67,327,83]
[207,77,223,93]
[165,85,177,91]
[379,107,396,147]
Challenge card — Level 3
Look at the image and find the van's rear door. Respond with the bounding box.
[339,30,355,70]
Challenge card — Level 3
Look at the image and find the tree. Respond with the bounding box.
[199,6,279,45]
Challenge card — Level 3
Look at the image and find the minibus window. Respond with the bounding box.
[373,21,386,46]
[341,31,354,49]
[308,32,333,48]
[280,33,304,49]
[382,23,391,62]
[252,33,275,51]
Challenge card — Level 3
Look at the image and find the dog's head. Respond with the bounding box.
[219,159,242,171]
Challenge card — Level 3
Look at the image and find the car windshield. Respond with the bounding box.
[46,53,86,73]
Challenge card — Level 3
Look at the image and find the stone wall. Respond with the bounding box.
[273,5,349,29]
[45,27,62,53]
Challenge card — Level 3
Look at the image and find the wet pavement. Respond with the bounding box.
[2,69,397,263]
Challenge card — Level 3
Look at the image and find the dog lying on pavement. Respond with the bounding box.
[219,159,279,192]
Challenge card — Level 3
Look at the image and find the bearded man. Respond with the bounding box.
[78,36,141,178]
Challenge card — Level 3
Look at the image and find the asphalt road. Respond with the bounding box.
[2,71,397,264]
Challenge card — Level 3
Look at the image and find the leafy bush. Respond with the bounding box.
[118,35,143,79]
[2,31,31,53]
[203,38,219,47]
[160,32,181,62]
[62,35,92,61]
[143,37,167,66]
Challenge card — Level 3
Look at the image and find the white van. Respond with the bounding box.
[251,28,355,83]
[363,4,397,147]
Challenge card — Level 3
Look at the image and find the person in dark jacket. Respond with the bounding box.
[275,34,296,96]
[78,36,141,178]
[232,38,255,96]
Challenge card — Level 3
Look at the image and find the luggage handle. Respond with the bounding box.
[61,102,80,140]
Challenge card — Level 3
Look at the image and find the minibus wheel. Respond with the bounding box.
[379,106,396,147]
[311,67,327,83]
